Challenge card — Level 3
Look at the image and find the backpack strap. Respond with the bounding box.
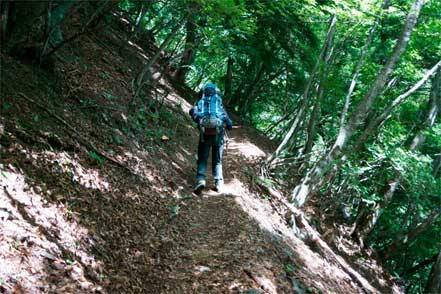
[215,94,218,117]
[201,94,205,114]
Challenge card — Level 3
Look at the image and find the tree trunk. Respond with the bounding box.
[425,251,441,294]
[355,61,440,151]
[381,210,440,260]
[299,38,335,169]
[266,15,337,165]
[134,13,188,100]
[351,65,441,243]
[2,1,47,53]
[405,253,438,277]
[291,0,424,207]
[176,8,198,83]
[43,1,115,62]
[224,56,234,104]
[339,0,390,127]
[433,154,441,177]
[0,1,11,43]
[264,112,290,136]
[299,84,322,170]
[321,60,440,195]
[237,62,265,116]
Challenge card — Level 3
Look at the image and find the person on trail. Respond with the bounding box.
[189,83,233,194]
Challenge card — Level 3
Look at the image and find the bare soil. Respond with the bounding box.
[0,13,401,294]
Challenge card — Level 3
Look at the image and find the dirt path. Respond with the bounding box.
[143,126,293,293]
[140,125,377,293]
[0,24,396,292]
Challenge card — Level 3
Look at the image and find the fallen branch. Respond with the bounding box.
[244,269,277,294]
[257,181,377,294]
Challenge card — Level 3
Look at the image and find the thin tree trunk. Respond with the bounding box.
[291,0,424,207]
[405,253,438,277]
[176,9,198,83]
[134,13,188,100]
[299,86,322,169]
[433,154,441,177]
[266,15,337,165]
[43,1,115,61]
[264,112,290,136]
[322,61,441,191]
[382,210,440,259]
[0,1,10,42]
[353,66,440,242]
[339,0,390,127]
[425,251,441,294]
[299,39,335,168]
[356,61,440,150]
[238,62,265,115]
[224,56,234,104]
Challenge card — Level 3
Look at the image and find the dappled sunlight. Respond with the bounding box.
[230,176,369,293]
[0,167,104,292]
[228,139,266,159]
[123,150,156,181]
[126,40,149,60]
[219,133,378,293]
[38,150,110,191]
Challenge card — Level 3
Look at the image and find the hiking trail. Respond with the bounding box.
[0,12,402,293]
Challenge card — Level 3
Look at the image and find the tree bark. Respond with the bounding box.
[351,65,441,243]
[2,1,47,53]
[339,0,390,127]
[299,38,335,168]
[0,1,10,42]
[266,15,337,165]
[237,62,265,116]
[433,154,441,177]
[176,7,198,83]
[321,61,441,193]
[134,13,188,100]
[425,251,441,294]
[356,61,440,151]
[405,253,438,277]
[291,0,424,207]
[43,2,115,62]
[224,56,234,104]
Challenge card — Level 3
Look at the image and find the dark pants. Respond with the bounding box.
[196,135,224,184]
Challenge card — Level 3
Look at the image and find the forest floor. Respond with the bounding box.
[1,14,402,294]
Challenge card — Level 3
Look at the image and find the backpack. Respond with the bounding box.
[197,83,225,135]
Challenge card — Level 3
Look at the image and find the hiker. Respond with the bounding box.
[189,83,233,194]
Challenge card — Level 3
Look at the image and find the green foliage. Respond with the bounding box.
[2,102,12,112]
[285,263,295,274]
[3,0,435,291]
[88,150,104,164]
[102,91,116,101]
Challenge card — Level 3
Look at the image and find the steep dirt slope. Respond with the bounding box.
[1,13,401,294]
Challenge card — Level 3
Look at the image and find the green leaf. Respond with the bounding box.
[285,263,294,273]
[2,102,11,112]
[89,150,104,164]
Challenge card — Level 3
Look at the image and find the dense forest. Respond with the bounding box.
[0,0,440,293]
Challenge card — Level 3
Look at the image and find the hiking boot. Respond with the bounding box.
[193,180,205,194]
[214,181,223,193]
